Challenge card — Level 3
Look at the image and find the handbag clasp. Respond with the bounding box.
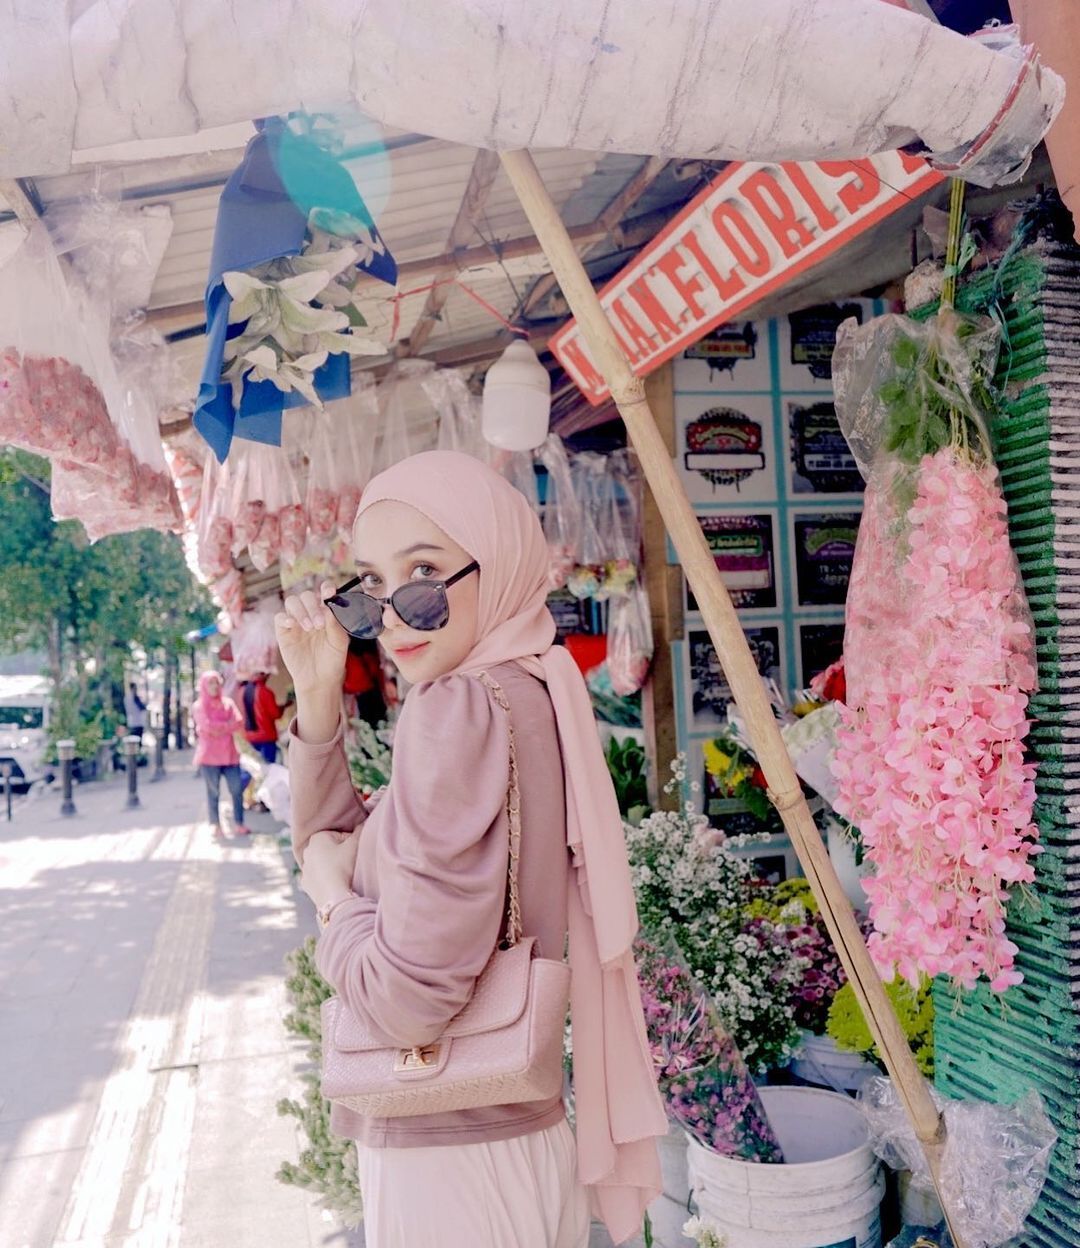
[394,1044,441,1072]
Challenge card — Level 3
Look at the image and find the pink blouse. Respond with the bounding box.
[192,696,244,767]
[288,662,571,1149]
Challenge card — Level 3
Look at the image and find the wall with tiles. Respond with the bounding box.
[667,299,882,847]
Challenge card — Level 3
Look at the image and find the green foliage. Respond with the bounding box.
[0,449,212,696]
[276,937,364,1226]
[345,719,392,795]
[605,734,650,820]
[827,976,935,1078]
[47,682,105,761]
[878,316,995,471]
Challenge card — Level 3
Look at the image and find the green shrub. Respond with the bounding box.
[276,937,363,1226]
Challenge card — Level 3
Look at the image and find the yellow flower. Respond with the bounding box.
[703,739,751,789]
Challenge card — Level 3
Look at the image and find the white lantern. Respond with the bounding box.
[481,340,552,451]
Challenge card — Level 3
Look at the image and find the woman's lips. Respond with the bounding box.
[391,641,430,659]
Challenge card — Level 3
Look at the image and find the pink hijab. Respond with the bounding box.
[357,451,665,1242]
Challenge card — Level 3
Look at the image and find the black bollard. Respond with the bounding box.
[151,723,166,782]
[2,763,10,822]
[58,738,77,817]
[124,735,141,810]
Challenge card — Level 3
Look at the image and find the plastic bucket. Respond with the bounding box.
[790,1031,877,1095]
[688,1086,883,1248]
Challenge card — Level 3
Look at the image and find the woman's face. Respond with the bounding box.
[204,676,222,698]
[352,500,479,685]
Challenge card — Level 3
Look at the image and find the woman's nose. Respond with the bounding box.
[381,598,405,630]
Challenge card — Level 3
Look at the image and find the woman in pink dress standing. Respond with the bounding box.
[191,671,248,837]
[276,451,665,1248]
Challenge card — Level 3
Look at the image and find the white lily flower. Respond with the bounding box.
[275,268,334,303]
[318,331,385,356]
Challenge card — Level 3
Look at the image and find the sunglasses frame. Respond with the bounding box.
[324,561,480,639]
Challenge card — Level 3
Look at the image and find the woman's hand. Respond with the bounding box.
[275,581,350,695]
[276,582,351,744]
[300,829,361,910]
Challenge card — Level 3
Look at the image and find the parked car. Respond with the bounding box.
[0,675,51,793]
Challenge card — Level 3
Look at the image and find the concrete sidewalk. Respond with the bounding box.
[0,758,352,1248]
[0,761,684,1248]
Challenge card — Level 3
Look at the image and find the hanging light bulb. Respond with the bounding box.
[481,339,552,451]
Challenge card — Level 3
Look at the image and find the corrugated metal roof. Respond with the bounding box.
[17,116,617,401]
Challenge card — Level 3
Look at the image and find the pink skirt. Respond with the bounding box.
[355,1119,591,1248]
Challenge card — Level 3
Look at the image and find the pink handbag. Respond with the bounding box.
[320,672,571,1118]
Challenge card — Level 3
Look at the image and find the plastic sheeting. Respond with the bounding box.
[0,1,1064,187]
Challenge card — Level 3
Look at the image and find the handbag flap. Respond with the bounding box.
[331,938,536,1053]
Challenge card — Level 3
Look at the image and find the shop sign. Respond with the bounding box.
[551,152,942,403]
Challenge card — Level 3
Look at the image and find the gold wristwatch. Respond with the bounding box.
[316,895,353,929]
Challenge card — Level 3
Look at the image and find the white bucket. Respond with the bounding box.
[688,1086,883,1248]
[827,819,870,912]
[790,1031,877,1095]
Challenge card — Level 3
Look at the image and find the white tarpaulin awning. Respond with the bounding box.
[0,0,1063,185]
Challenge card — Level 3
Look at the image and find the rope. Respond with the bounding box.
[388,276,531,342]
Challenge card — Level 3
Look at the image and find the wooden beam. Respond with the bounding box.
[405,149,502,355]
[519,156,669,321]
[0,178,41,229]
[639,363,683,811]
[149,209,674,342]
[499,143,965,1248]
[147,218,617,338]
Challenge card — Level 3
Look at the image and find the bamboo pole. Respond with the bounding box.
[500,147,964,1244]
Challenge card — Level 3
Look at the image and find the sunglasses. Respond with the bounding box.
[324,562,480,640]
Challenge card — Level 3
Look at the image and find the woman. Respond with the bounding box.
[240,672,284,764]
[191,671,248,837]
[277,451,665,1248]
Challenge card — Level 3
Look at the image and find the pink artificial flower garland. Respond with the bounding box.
[832,447,1039,993]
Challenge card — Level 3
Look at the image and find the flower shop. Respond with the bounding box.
[2,3,1080,1248]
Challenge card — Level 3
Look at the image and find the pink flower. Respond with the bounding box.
[833,449,1038,992]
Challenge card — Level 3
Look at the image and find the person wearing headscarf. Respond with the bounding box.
[192,670,248,837]
[276,451,665,1248]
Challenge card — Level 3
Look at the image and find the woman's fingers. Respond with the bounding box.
[283,591,321,632]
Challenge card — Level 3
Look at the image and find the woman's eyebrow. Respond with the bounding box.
[395,542,446,558]
[354,543,446,569]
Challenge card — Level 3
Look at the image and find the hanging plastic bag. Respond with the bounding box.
[607,582,653,695]
[538,434,582,590]
[197,454,235,580]
[493,448,540,513]
[830,309,1039,992]
[598,448,641,599]
[421,366,486,458]
[304,406,340,540]
[568,452,609,599]
[334,375,379,541]
[232,598,282,676]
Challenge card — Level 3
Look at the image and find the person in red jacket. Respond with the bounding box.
[240,673,283,764]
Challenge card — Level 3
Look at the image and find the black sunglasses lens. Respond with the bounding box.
[393,583,449,631]
[328,593,383,639]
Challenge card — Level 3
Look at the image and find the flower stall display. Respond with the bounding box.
[194,117,397,463]
[636,936,784,1164]
[831,309,1039,993]
[0,224,181,540]
[828,976,935,1079]
[626,762,805,1073]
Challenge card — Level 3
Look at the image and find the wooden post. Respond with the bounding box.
[639,365,683,811]
[499,147,963,1245]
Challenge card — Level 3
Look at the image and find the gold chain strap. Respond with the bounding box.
[476,672,523,947]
